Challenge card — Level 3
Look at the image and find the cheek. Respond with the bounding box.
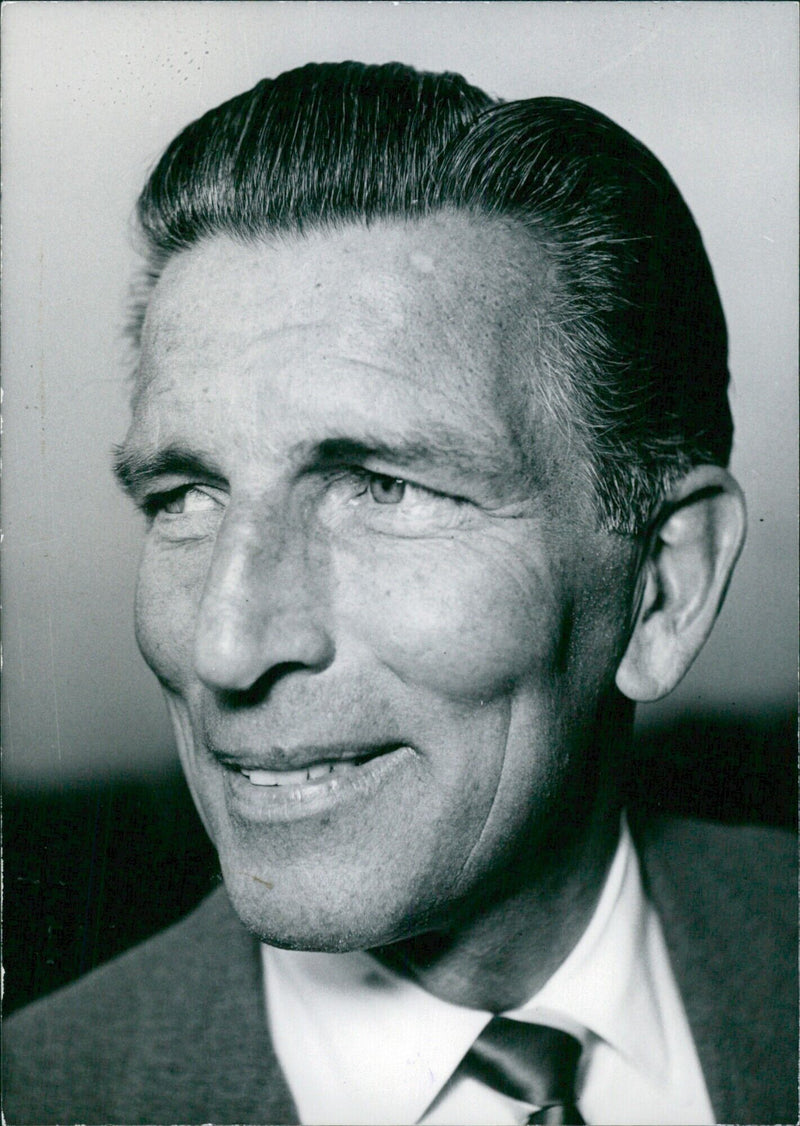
[335,537,565,701]
[134,541,208,690]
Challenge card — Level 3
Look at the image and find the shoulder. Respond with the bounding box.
[632,810,796,858]
[630,814,797,1122]
[5,883,240,1034]
[3,886,262,1124]
[631,813,796,923]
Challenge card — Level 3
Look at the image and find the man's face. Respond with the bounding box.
[123,213,637,951]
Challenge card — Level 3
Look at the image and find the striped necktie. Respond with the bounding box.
[462,1016,585,1125]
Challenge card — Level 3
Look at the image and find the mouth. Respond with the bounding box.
[238,752,378,788]
[215,743,412,821]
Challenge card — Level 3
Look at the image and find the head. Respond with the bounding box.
[116,63,745,955]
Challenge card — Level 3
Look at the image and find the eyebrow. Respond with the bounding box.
[112,443,227,498]
[113,426,536,500]
[310,432,521,481]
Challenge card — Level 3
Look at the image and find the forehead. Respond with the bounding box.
[131,213,569,493]
[139,212,549,389]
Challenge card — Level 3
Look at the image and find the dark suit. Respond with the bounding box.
[4,817,797,1125]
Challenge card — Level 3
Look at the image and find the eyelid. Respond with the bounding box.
[141,481,225,516]
[349,465,467,505]
[140,484,187,517]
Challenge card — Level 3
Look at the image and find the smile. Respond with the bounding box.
[219,744,413,823]
[240,756,373,787]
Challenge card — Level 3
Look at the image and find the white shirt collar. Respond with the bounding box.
[261,815,705,1125]
[512,812,668,1082]
[264,941,488,1124]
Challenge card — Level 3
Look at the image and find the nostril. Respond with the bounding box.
[216,661,321,709]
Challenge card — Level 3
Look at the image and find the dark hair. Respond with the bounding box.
[134,61,732,533]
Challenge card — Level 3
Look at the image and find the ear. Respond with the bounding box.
[615,466,746,702]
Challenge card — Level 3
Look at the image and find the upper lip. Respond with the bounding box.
[210,742,406,772]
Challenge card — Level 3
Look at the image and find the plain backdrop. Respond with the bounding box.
[3,1,798,788]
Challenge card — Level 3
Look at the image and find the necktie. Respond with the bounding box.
[462,1016,585,1125]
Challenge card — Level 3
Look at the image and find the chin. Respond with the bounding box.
[217,856,419,954]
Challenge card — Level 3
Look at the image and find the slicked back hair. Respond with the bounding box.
[134,61,732,533]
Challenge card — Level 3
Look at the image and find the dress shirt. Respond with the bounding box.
[262,815,714,1125]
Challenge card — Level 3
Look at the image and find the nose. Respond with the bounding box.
[192,507,335,693]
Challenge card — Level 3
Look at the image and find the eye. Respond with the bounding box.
[335,468,468,538]
[367,474,407,505]
[145,485,221,519]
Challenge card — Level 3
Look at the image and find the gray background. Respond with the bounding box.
[3,1,797,789]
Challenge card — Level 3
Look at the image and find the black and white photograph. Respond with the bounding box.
[3,3,797,1123]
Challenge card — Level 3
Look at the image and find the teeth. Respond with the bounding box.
[241,761,360,787]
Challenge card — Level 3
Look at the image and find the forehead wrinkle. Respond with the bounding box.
[131,215,565,499]
[312,426,528,486]
[238,337,415,389]
[139,212,550,375]
[115,411,534,506]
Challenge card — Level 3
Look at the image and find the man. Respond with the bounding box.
[3,62,795,1125]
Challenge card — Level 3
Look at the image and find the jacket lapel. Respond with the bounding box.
[121,885,299,1124]
[632,814,797,1125]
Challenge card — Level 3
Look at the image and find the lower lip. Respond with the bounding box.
[220,745,414,824]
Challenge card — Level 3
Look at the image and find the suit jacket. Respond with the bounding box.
[3,816,797,1125]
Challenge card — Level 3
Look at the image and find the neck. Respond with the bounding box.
[374,788,622,1012]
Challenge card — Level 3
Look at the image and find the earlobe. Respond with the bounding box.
[615,466,746,702]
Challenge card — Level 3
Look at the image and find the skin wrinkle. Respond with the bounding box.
[450,691,518,890]
[128,213,644,1008]
[385,548,633,996]
[136,225,566,518]
[118,400,543,517]
[141,213,553,437]
[131,74,735,535]
[108,68,750,1022]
